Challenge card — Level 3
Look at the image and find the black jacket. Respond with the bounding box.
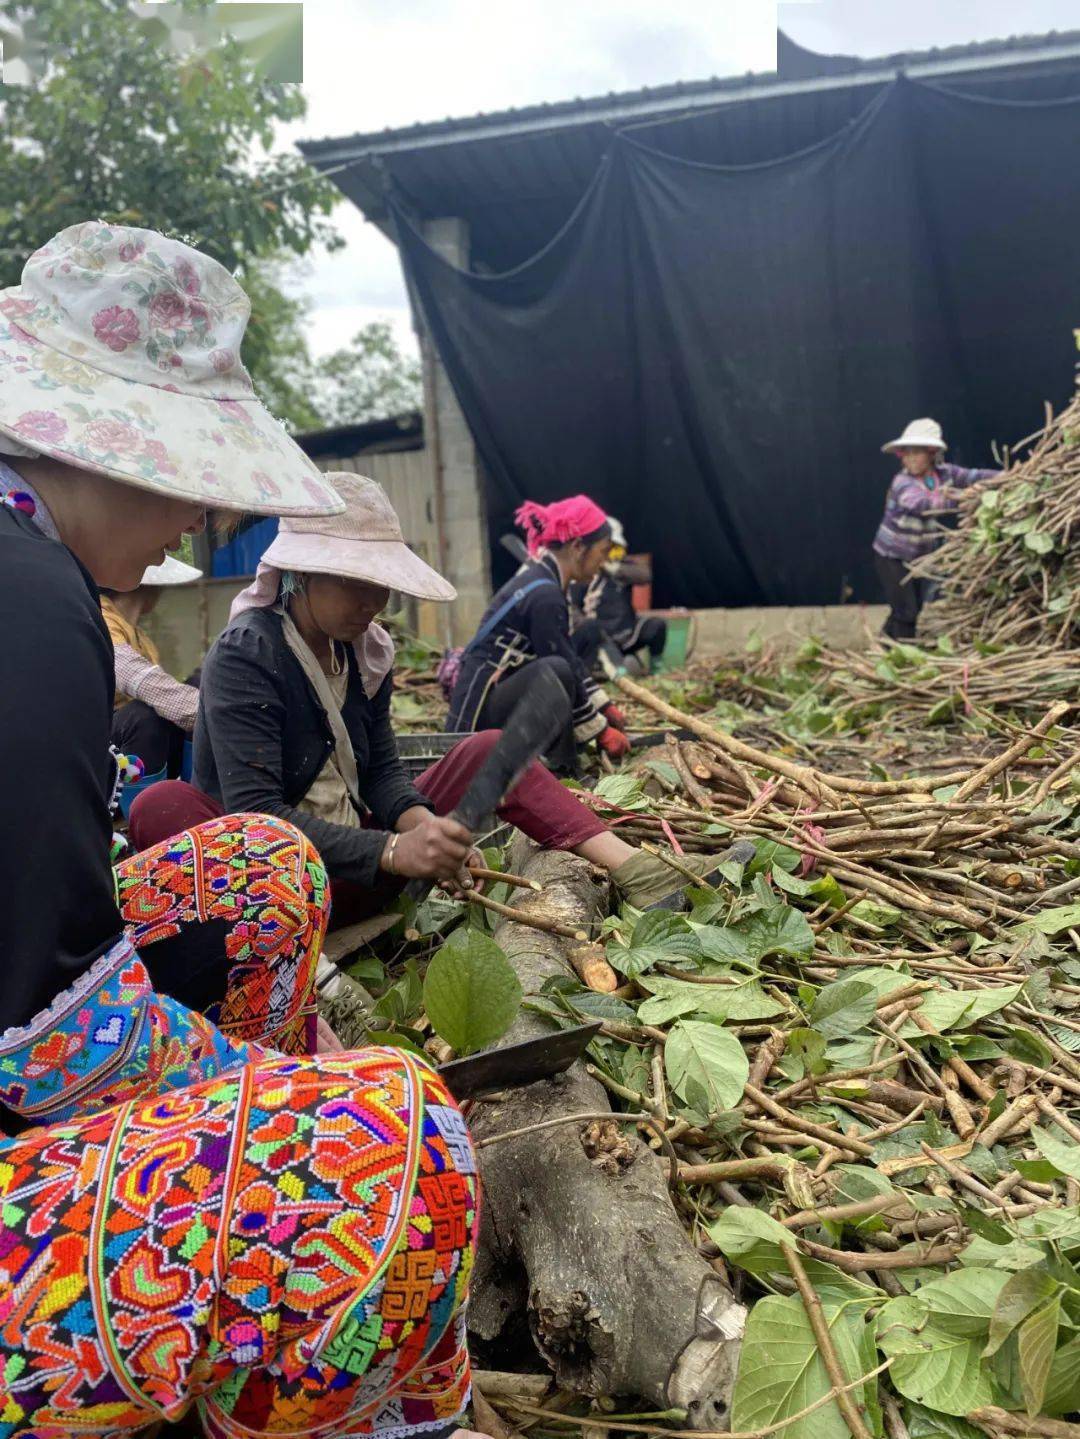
[446,553,607,742]
[194,609,431,885]
[0,503,123,1033]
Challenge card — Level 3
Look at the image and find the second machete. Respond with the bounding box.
[402,662,569,901]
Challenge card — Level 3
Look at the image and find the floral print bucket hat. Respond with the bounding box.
[0,221,343,516]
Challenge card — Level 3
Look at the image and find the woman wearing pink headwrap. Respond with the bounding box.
[446,495,630,769]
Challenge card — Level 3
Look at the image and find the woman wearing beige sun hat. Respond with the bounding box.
[0,222,482,1439]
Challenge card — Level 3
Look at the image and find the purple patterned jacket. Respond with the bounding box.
[873,462,999,562]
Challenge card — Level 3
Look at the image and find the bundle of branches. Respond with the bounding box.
[909,388,1080,647]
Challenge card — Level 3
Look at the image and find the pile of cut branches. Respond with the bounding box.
[910,386,1080,648]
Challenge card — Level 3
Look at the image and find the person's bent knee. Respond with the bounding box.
[210,813,331,937]
[536,654,574,697]
[127,778,221,851]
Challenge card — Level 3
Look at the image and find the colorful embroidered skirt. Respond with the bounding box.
[0,815,329,1128]
[0,1049,478,1438]
[117,811,329,1056]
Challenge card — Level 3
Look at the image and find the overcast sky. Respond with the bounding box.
[279,0,1080,358]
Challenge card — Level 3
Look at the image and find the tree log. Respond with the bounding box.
[469,844,746,1426]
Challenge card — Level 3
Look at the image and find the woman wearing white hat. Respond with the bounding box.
[100,550,203,778]
[873,417,998,639]
[0,222,478,1439]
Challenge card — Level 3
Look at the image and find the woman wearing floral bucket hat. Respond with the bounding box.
[873,417,999,640]
[127,473,749,938]
[0,223,479,1439]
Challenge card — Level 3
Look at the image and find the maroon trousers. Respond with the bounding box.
[128,731,608,929]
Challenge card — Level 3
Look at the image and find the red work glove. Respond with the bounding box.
[599,725,632,760]
[602,703,628,732]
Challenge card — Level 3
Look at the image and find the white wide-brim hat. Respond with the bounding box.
[0,221,343,517]
[258,472,456,603]
[141,555,202,586]
[882,417,947,454]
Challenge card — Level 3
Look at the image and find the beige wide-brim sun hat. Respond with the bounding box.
[256,472,457,603]
[0,221,343,517]
[141,554,202,586]
[882,417,947,454]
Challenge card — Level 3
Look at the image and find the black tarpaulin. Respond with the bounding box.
[394,78,1080,607]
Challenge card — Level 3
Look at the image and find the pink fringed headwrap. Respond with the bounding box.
[515,496,610,557]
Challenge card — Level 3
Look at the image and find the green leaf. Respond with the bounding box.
[1032,1126,1080,1181]
[1019,1297,1060,1415]
[877,1269,1010,1415]
[1044,1335,1080,1415]
[901,1403,984,1439]
[732,1295,878,1439]
[637,973,786,1023]
[747,840,802,875]
[985,1270,1058,1356]
[900,984,1022,1036]
[810,979,878,1040]
[664,1020,748,1114]
[708,1208,880,1303]
[608,910,703,979]
[848,899,903,928]
[1025,530,1055,554]
[423,929,522,1056]
[592,773,652,811]
[1022,904,1080,935]
[699,906,815,966]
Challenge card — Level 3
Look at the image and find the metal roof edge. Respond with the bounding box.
[298,32,1080,164]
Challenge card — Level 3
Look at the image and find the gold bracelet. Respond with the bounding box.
[385,833,400,874]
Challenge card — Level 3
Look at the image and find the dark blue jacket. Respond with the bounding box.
[447,553,607,742]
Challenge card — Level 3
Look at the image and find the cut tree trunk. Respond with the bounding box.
[468,844,746,1427]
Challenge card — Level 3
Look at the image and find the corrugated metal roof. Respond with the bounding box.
[300,29,1080,156]
[298,29,1080,271]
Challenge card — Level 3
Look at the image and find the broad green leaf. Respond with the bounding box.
[732,1295,878,1439]
[747,839,802,875]
[1022,904,1080,935]
[1015,1206,1080,1246]
[592,773,651,811]
[1019,1297,1060,1415]
[699,906,814,967]
[636,990,701,1025]
[608,911,702,979]
[423,930,522,1055]
[1032,1126,1080,1181]
[772,867,846,909]
[985,1270,1058,1356]
[1025,529,1055,554]
[664,1020,748,1114]
[810,979,878,1039]
[637,973,785,1022]
[1044,1335,1080,1415]
[849,899,903,928]
[900,984,1022,1036]
[960,1236,1048,1271]
[783,1027,828,1080]
[708,1207,880,1303]
[877,1269,1010,1415]
[901,1403,984,1439]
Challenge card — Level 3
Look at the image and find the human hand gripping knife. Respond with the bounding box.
[402,661,571,906]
